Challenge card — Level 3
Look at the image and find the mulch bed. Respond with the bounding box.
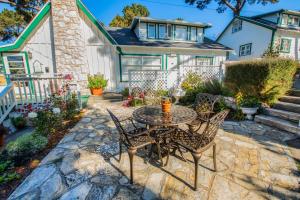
[0,111,84,200]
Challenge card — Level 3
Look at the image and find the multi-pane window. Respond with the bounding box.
[239,43,252,56]
[232,19,242,33]
[195,57,213,66]
[121,55,162,81]
[288,16,300,26]
[6,55,26,74]
[158,24,167,39]
[280,38,291,53]
[190,27,197,41]
[175,25,188,41]
[147,23,156,39]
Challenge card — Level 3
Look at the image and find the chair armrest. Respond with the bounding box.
[119,117,139,129]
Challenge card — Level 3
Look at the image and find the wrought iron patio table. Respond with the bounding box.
[132,105,197,127]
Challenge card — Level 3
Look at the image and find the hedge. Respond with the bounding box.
[224,58,297,105]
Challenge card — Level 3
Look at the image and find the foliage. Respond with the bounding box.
[87,74,108,89]
[224,58,298,105]
[202,79,232,96]
[121,88,130,98]
[0,124,8,135]
[34,110,63,137]
[179,86,204,105]
[262,46,280,58]
[11,117,27,130]
[0,9,26,41]
[109,3,150,27]
[64,94,80,120]
[181,72,203,91]
[130,99,144,107]
[239,96,260,108]
[185,0,279,16]
[0,172,21,185]
[0,0,46,42]
[5,134,48,164]
[231,109,245,121]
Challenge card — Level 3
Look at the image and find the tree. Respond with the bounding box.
[0,0,46,42]
[185,0,279,16]
[109,3,150,27]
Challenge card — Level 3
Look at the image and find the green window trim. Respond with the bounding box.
[195,56,214,66]
[147,23,156,39]
[119,53,164,82]
[279,38,292,53]
[239,43,252,57]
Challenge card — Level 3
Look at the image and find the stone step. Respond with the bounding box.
[289,89,300,97]
[273,101,300,114]
[293,78,300,89]
[264,108,300,122]
[255,115,300,135]
[279,96,300,104]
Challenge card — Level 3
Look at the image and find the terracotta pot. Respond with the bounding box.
[162,102,172,113]
[0,133,4,147]
[91,88,103,96]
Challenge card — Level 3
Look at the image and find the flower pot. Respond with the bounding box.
[241,107,258,120]
[162,102,172,113]
[91,88,103,96]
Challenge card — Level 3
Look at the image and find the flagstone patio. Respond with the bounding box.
[8,97,300,200]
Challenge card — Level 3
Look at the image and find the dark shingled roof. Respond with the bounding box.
[106,27,232,51]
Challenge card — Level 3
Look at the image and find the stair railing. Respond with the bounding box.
[0,83,16,124]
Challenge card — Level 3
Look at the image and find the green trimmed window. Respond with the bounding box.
[175,25,188,41]
[158,24,167,39]
[195,57,213,66]
[280,38,291,53]
[121,55,162,81]
[147,23,156,39]
[232,19,242,33]
[239,43,252,57]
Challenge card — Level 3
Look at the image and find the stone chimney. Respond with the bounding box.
[51,0,88,91]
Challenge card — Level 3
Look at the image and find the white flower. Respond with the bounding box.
[28,112,38,118]
[52,108,61,114]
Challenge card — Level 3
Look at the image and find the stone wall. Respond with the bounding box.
[51,0,89,93]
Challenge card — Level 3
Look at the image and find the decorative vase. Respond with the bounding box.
[161,98,172,113]
[241,107,258,120]
[91,88,103,96]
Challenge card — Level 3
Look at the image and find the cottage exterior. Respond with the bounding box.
[217,10,300,61]
[0,0,231,93]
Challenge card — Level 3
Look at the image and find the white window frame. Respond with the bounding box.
[175,25,188,41]
[190,27,197,41]
[279,38,292,53]
[158,24,167,39]
[147,23,156,39]
[195,57,213,66]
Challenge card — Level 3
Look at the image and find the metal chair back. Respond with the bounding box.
[194,93,220,115]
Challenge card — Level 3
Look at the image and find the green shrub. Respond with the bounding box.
[11,117,27,130]
[6,134,48,164]
[130,99,144,107]
[179,86,204,106]
[239,96,260,108]
[64,94,80,120]
[181,72,202,91]
[225,58,297,104]
[34,110,63,137]
[202,79,232,96]
[121,88,129,98]
[87,74,108,89]
[0,172,21,185]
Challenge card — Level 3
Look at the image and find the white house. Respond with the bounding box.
[0,0,231,93]
[217,10,300,61]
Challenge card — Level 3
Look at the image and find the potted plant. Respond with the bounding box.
[239,96,260,120]
[0,125,8,147]
[161,96,172,113]
[88,74,108,96]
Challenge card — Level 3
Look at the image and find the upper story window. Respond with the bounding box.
[280,38,291,53]
[158,24,167,39]
[175,25,188,41]
[232,20,242,33]
[147,23,156,39]
[239,43,252,57]
[281,14,300,27]
[190,27,197,41]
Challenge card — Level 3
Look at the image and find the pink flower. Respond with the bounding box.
[64,74,73,80]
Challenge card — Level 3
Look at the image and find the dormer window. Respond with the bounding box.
[147,23,156,39]
[232,19,242,33]
[158,24,167,39]
[288,16,300,26]
[175,25,188,41]
[190,27,197,41]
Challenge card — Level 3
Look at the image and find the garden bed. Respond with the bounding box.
[0,111,84,199]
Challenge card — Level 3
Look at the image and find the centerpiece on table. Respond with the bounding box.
[161,96,172,113]
[88,74,108,96]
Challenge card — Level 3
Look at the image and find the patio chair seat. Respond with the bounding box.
[128,132,154,147]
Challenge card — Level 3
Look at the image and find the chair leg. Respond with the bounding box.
[156,143,164,167]
[128,148,137,184]
[213,143,217,172]
[148,144,154,159]
[119,141,122,162]
[192,153,201,191]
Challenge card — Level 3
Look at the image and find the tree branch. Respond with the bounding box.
[220,0,237,13]
[0,0,40,11]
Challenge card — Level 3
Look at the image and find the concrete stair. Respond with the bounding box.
[255,74,300,135]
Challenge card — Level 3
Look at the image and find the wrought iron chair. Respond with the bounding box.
[188,93,220,133]
[107,109,171,184]
[171,109,229,190]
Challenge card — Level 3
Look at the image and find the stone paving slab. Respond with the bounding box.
[8,99,300,200]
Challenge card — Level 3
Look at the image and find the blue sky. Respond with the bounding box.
[0,0,299,42]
